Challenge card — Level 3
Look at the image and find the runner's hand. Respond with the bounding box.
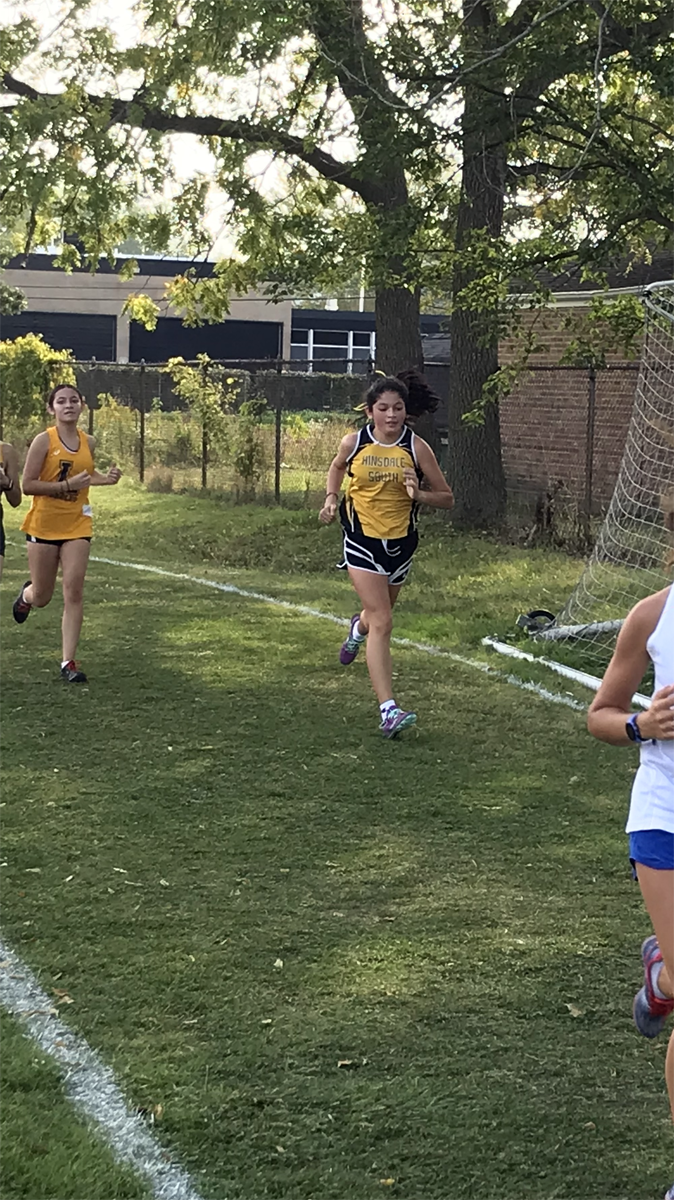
[319,498,338,525]
[0,467,10,490]
[107,464,122,485]
[68,470,92,490]
[638,684,674,741]
[403,467,420,500]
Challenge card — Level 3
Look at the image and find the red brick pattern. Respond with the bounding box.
[499,308,640,514]
[500,366,638,512]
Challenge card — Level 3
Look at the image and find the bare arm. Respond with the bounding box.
[587,588,674,744]
[319,433,358,525]
[90,467,122,486]
[0,444,22,507]
[84,435,121,486]
[405,439,454,510]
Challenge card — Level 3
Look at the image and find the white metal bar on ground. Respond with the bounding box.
[535,619,624,640]
[481,636,652,709]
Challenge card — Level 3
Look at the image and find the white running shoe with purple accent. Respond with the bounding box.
[340,614,364,665]
[663,1186,674,1200]
[379,707,417,739]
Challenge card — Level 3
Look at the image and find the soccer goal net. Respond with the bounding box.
[535,279,674,670]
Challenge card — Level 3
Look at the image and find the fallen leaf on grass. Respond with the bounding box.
[136,1104,163,1125]
[273,958,284,970]
[261,1019,273,1025]
[583,1121,596,1130]
[276,1146,286,1154]
[337,1059,359,1069]
[159,879,169,887]
[565,1003,584,1018]
[380,1179,396,1186]
[52,989,74,1005]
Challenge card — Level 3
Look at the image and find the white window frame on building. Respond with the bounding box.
[290,326,376,373]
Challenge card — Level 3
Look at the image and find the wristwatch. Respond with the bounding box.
[625,713,647,743]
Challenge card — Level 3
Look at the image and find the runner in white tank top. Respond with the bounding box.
[588,502,674,1200]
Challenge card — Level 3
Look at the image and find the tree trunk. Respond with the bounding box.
[374,283,423,375]
[447,4,508,528]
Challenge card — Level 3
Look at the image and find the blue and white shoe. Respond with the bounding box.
[663,1185,674,1200]
[379,707,417,739]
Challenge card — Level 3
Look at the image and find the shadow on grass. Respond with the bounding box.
[1,562,669,1200]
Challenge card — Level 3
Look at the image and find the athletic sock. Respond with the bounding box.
[380,699,397,718]
[352,621,366,643]
[61,660,72,669]
[651,961,671,1000]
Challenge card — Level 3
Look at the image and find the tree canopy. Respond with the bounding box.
[1,0,672,521]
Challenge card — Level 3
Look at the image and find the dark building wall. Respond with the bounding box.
[290,310,446,334]
[0,311,117,360]
[129,317,282,363]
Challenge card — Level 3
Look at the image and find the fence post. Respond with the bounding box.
[583,364,597,545]
[275,358,283,504]
[139,359,146,483]
[201,360,208,490]
[87,356,96,436]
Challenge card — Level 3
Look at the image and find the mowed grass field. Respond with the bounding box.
[1,482,672,1200]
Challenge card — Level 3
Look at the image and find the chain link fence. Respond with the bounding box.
[0,357,641,538]
[1,359,373,506]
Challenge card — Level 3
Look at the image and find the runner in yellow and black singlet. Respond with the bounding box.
[13,383,122,683]
[319,372,454,738]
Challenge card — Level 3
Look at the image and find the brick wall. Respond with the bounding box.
[499,305,640,517]
[499,365,638,517]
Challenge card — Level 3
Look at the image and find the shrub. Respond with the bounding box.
[146,467,174,493]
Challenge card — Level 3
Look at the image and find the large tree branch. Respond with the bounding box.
[1,71,388,207]
[582,0,673,49]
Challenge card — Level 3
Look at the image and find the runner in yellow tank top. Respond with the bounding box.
[0,440,22,579]
[319,372,454,737]
[13,383,122,683]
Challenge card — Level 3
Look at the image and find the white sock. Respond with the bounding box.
[380,699,397,718]
[651,960,670,999]
[352,621,366,643]
[61,660,72,669]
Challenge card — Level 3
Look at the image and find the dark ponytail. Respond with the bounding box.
[395,369,440,418]
[362,369,440,420]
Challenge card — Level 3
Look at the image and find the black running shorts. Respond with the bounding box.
[339,527,419,585]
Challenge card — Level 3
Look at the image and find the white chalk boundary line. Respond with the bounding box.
[91,555,587,712]
[0,939,205,1200]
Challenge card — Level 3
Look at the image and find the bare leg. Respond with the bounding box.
[356,583,403,637]
[24,542,60,608]
[637,865,674,1121]
[347,568,401,704]
[59,539,90,663]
